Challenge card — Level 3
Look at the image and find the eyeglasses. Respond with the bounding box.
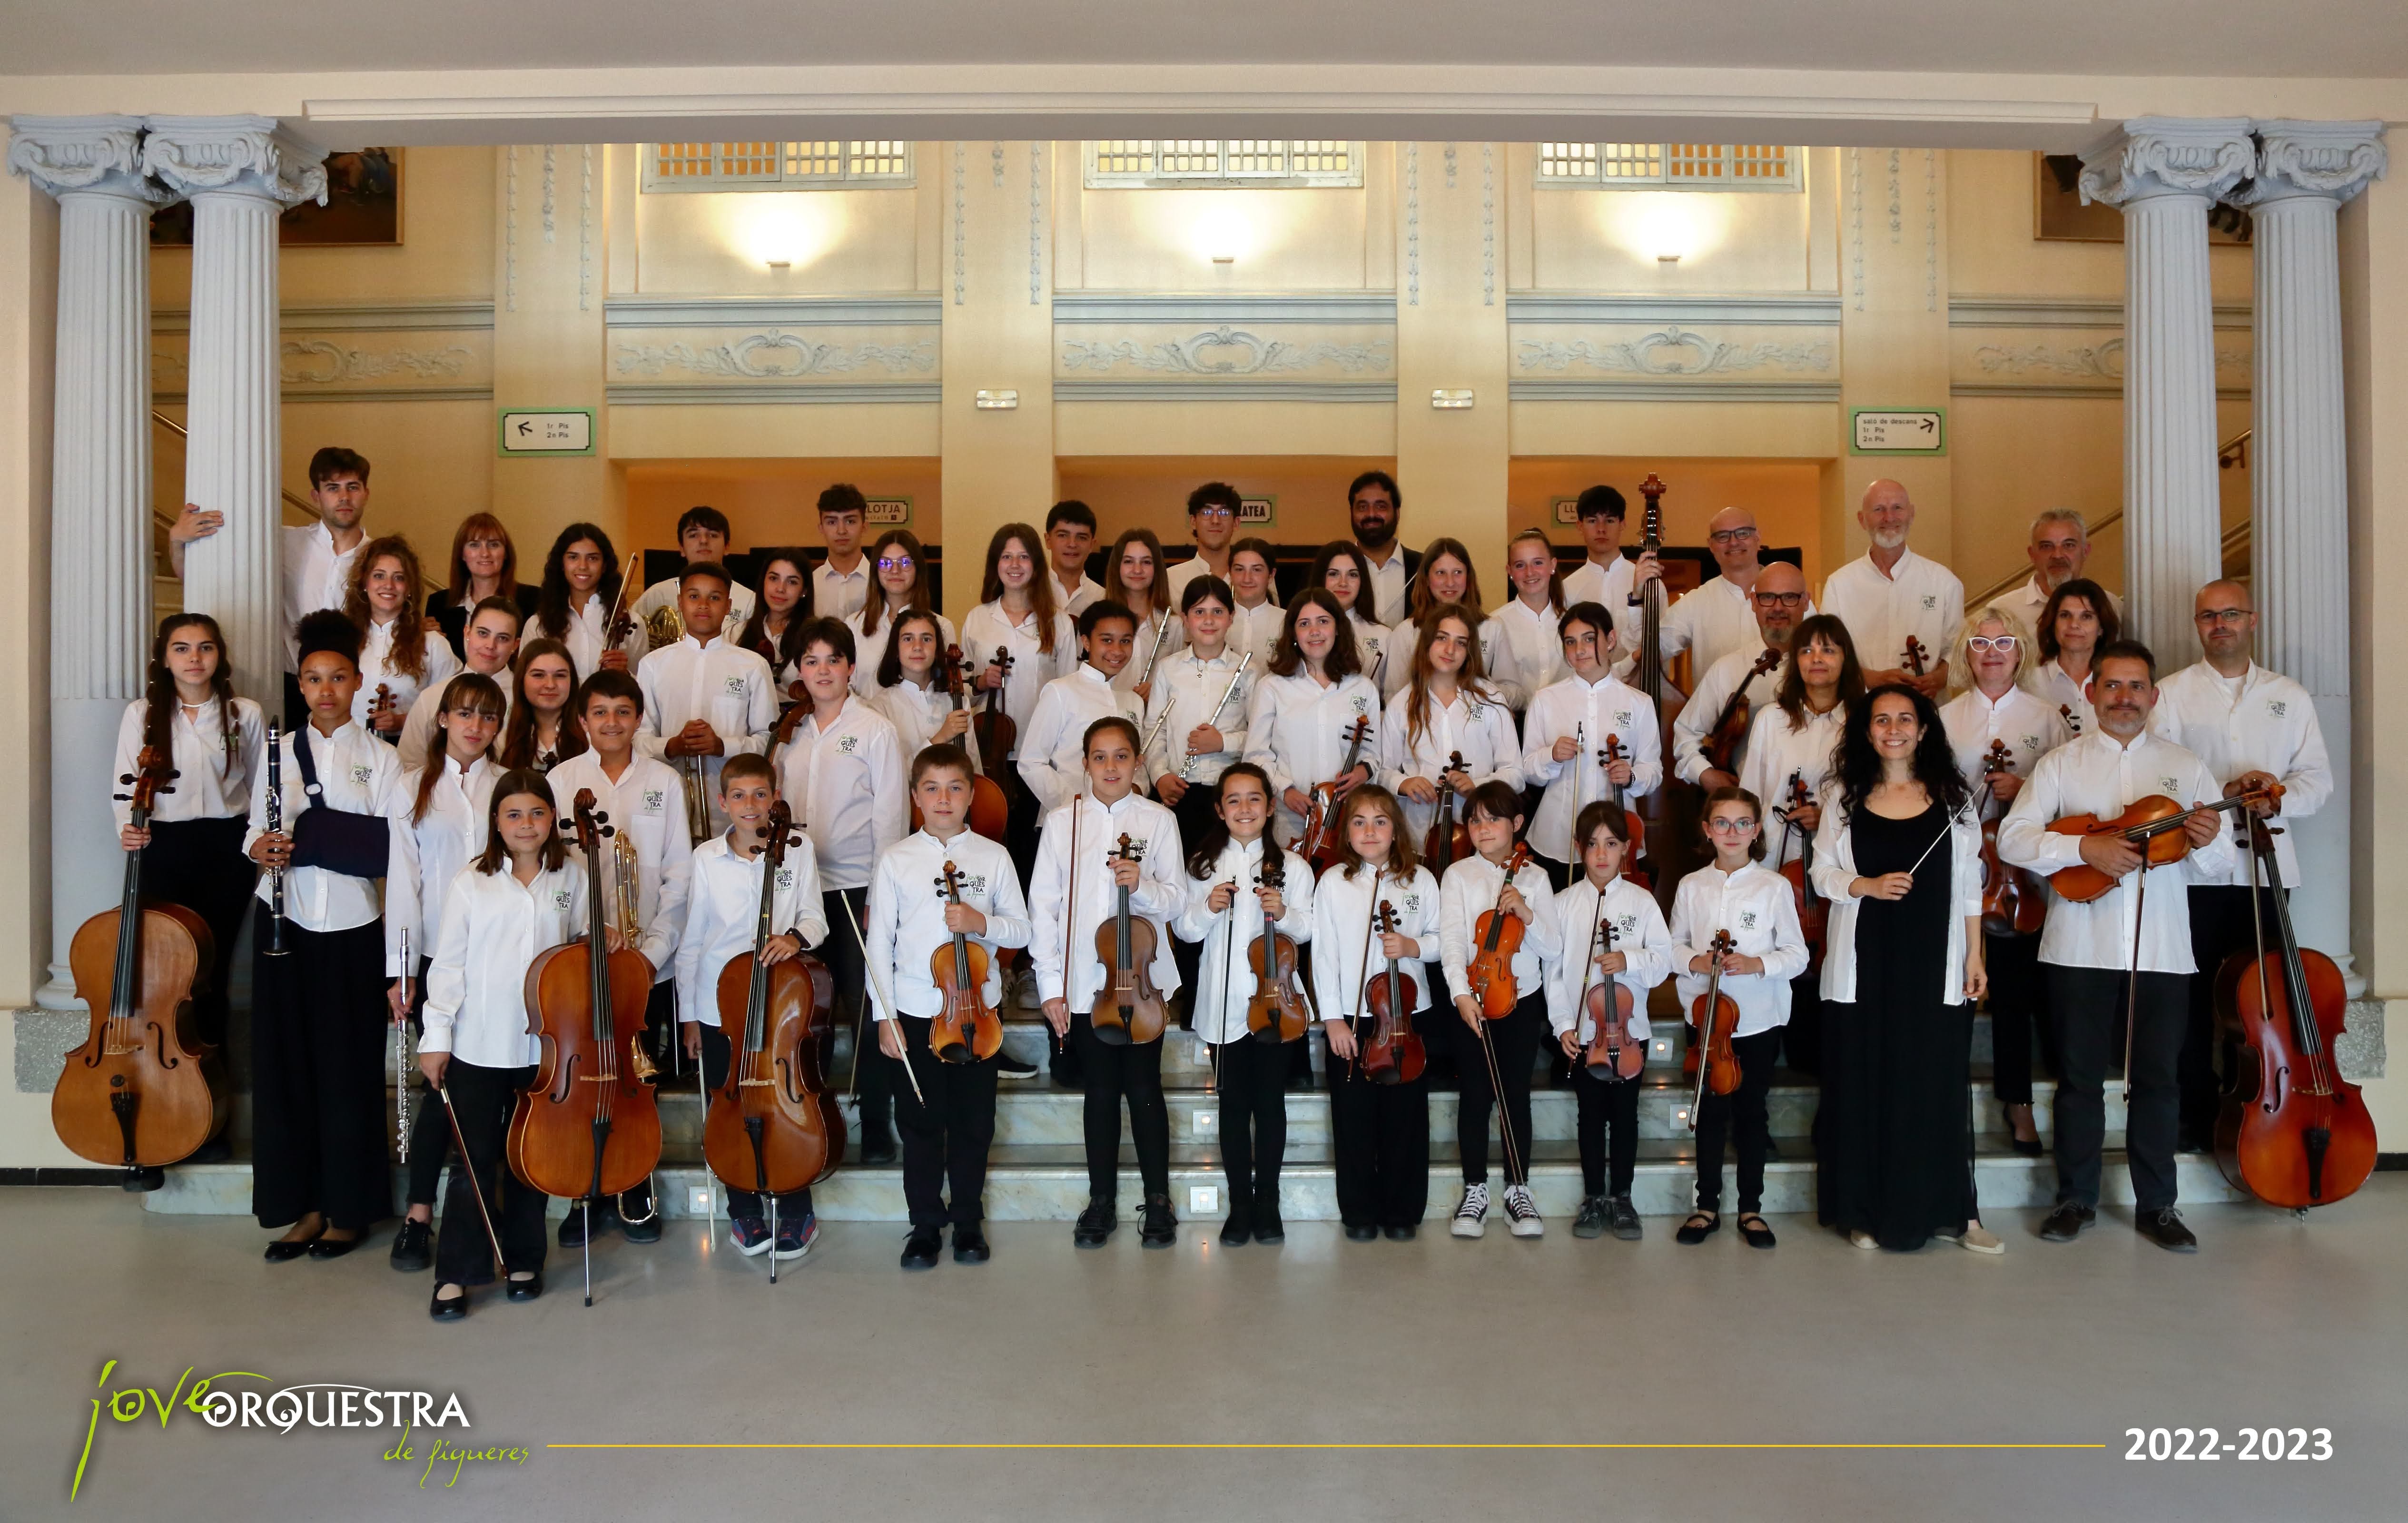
[1752,591,1805,608]
[2194,607,2251,626]
[1967,635,2020,653]
[1709,527,1761,545]
[876,555,915,572]
[1705,817,1757,834]
[1193,507,1235,522]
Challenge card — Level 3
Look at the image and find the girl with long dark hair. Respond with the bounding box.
[529,522,644,678]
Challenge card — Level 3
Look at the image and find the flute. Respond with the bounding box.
[263,721,290,957]
[395,930,413,1163]
[1180,653,1253,781]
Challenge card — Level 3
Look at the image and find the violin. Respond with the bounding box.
[916,645,1010,842]
[2043,785,2277,903]
[54,746,227,1178]
[701,801,843,1270]
[1977,739,2044,937]
[1300,713,1374,872]
[603,574,637,656]
[1777,772,1827,968]
[1685,928,1743,1121]
[2060,702,2083,738]
[510,789,663,1300]
[1701,646,1783,777]
[1243,853,1311,1045]
[1902,635,1930,682]
[1421,749,1470,875]
[2213,813,2376,1209]
[1466,843,1535,1020]
[928,860,1004,1064]
[368,681,400,736]
[1599,734,1651,889]
[1090,832,1167,1046]
[1357,898,1426,1086]
[1580,904,1644,1082]
[972,649,1019,797]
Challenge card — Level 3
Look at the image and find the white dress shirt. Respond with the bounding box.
[1810,794,1985,1007]
[1521,673,1663,864]
[868,677,984,772]
[959,601,1080,755]
[634,575,757,638]
[1144,648,1254,790]
[1018,665,1145,817]
[844,607,955,697]
[1669,862,1811,1038]
[383,754,501,976]
[2148,660,2331,890]
[1380,684,1522,845]
[1310,862,1439,1021]
[863,829,1033,1021]
[1487,596,1564,710]
[1226,598,1286,672]
[2022,657,2098,740]
[1819,546,1965,679]
[1348,613,1408,701]
[1361,544,1413,627]
[810,558,870,623]
[1242,670,1383,846]
[1671,645,1784,786]
[1738,701,1846,871]
[279,521,364,673]
[112,696,266,828]
[1115,603,1185,700]
[1658,575,1802,682]
[1028,791,1185,1013]
[1939,685,2071,795]
[1545,873,1674,1044]
[535,588,647,682]
[543,750,695,982]
[396,675,512,774]
[1171,836,1315,1044]
[243,721,409,933]
[351,616,461,732]
[419,860,586,1069]
[2000,575,2118,640]
[1560,554,1637,624]
[1052,570,1104,618]
[634,633,778,837]
[674,833,829,1028]
[1164,554,1231,610]
[775,694,908,892]
[1996,730,2235,974]
[1439,853,1561,1002]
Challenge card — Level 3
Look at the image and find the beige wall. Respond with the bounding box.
[623,457,943,559]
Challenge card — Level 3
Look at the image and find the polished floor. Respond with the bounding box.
[8,1180,2406,1521]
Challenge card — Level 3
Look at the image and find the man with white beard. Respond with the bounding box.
[1818,478,1963,697]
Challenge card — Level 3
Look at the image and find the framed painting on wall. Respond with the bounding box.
[2034,153,2250,244]
[150,148,404,247]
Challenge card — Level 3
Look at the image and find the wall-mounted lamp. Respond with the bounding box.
[975,389,1020,411]
[1431,389,1475,410]
[1656,253,1681,265]
[766,259,791,269]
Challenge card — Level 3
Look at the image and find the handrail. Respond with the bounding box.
[148,410,318,532]
[1964,427,2254,610]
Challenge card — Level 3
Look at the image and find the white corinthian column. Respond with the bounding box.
[2078,118,2257,664]
[140,116,326,702]
[7,116,179,1008]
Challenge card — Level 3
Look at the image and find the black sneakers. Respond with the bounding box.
[388,1216,433,1271]
[1139,1194,1178,1248]
[1073,1197,1116,1247]
[2135,1207,2198,1253]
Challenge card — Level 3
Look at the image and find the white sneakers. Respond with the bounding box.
[1451,1182,1490,1238]
[1502,1184,1543,1238]
[1452,1182,1544,1238]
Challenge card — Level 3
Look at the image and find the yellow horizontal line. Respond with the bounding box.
[549,1442,2104,1452]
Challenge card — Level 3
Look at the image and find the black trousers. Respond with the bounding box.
[611,983,682,1221]
[1574,1059,1642,1197]
[432,1058,548,1286]
[2047,965,2185,1213]
[1213,1032,1292,1209]
[701,1023,814,1221]
[1782,971,1824,1078]
[823,887,891,1144]
[1456,992,1543,1186]
[1984,931,2056,1106]
[1694,1027,1782,1216]
[140,817,255,1049]
[1073,1011,1169,1200]
[892,1016,1000,1230]
[1532,851,1573,893]
[400,955,451,1208]
[2184,885,2275,1142]
[250,911,391,1232]
[1330,1039,1429,1230]
[1167,785,1221,1013]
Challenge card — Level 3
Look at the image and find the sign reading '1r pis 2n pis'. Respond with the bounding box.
[497,409,595,456]
[1851,408,1945,455]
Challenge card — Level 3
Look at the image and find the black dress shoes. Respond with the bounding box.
[2135,1208,2198,1253]
[1344,1223,1380,1242]
[951,1226,990,1264]
[1382,1223,1417,1242]
[429,1285,467,1321]
[900,1227,943,1270]
[504,1271,543,1302]
[619,1203,663,1244]
[307,1231,365,1260]
[264,1234,318,1263]
[123,1165,166,1192]
[857,1131,898,1165]
[388,1218,433,1272]
[1073,1198,1116,1247]
[2038,1202,2096,1242]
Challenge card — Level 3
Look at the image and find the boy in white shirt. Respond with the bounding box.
[1045,500,1104,616]
[865,743,1034,1269]
[1016,601,1143,816]
[636,562,778,839]
[631,504,757,638]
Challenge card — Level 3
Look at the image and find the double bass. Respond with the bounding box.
[1299,714,1374,872]
[928,860,1004,1063]
[510,788,662,1304]
[1977,740,2044,937]
[1624,474,1689,900]
[1421,750,1471,875]
[1244,854,1312,1045]
[1778,772,1828,968]
[701,800,842,1280]
[1090,833,1167,1045]
[1685,928,1743,1126]
[2213,813,2376,1209]
[54,746,227,1183]
[1356,899,1426,1086]
[1580,908,1645,1082]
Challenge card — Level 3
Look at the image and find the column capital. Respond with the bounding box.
[5,113,171,204]
[140,113,327,207]
[2235,120,2388,208]
[2077,117,2256,207]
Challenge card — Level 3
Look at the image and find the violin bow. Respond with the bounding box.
[839,891,928,1109]
[1345,872,1382,1082]
[2120,842,2151,1103]
[435,1081,509,1279]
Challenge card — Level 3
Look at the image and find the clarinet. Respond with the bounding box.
[263,721,290,957]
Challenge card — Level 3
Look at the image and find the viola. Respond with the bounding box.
[928,860,1003,1064]
[1777,772,1827,968]
[1357,897,1426,1086]
[1580,902,1644,1082]
[1244,853,1312,1045]
[917,644,1010,842]
[2043,785,2277,904]
[1421,749,1471,874]
[1977,739,2044,937]
[972,649,1020,797]
[1090,832,1166,1046]
[1701,646,1782,777]
[510,789,663,1302]
[54,746,227,1178]
[1599,734,1651,889]
[1466,844,1535,1020]
[701,801,842,1274]
[2213,814,2376,1209]
[1300,713,1374,872]
[1685,928,1743,1121]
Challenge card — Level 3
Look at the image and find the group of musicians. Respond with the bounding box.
[115,447,2329,1314]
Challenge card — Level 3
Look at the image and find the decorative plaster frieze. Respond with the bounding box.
[1061,327,1392,376]
[1515,326,1832,377]
[614,331,938,379]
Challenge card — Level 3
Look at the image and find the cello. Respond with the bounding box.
[701,800,842,1281]
[1356,898,1426,1086]
[1977,739,2044,938]
[928,860,1004,1063]
[2213,812,2376,1209]
[1700,646,1783,778]
[1299,714,1374,873]
[972,649,1019,799]
[54,745,227,1185]
[1580,908,1645,1082]
[1421,749,1470,875]
[1599,734,1651,890]
[1777,772,1828,968]
[510,788,662,1305]
[1684,928,1743,1127]
[919,645,1010,842]
[1244,853,1312,1045]
[1091,833,1168,1046]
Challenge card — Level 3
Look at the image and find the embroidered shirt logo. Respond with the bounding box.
[1401,892,1423,914]
[1615,914,1638,937]
[642,787,665,812]
[2022,734,2040,752]
[2160,777,2180,794]
[774,867,794,891]
[1921,594,1938,610]
[721,675,746,697]
[348,764,373,786]
[837,735,859,755]
[1740,910,1759,930]
[1614,710,1634,729]
[552,889,572,911]
[1351,697,1369,717]
[2269,699,2288,718]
